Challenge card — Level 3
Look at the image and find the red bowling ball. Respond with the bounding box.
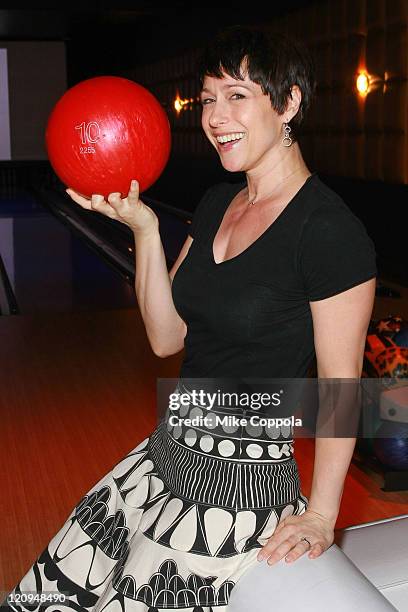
[45,76,171,198]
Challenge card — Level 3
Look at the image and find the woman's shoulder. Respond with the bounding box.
[299,175,376,256]
[298,175,377,301]
[302,174,350,212]
[300,174,366,231]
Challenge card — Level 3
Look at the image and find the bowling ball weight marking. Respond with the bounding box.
[76,121,100,156]
[75,121,101,144]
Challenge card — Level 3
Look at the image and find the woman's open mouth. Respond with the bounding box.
[216,132,246,152]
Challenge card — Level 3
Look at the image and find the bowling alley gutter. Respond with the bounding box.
[0,250,18,315]
[56,208,134,276]
[35,185,192,280]
[35,186,135,282]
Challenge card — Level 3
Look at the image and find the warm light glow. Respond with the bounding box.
[174,92,195,114]
[174,96,183,113]
[356,71,370,96]
[383,71,389,93]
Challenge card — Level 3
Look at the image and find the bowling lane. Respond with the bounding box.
[0,187,190,315]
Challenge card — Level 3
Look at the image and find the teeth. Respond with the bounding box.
[216,132,245,143]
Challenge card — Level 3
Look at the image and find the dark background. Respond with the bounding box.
[0,6,318,83]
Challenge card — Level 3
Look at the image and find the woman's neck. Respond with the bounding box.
[245,142,310,202]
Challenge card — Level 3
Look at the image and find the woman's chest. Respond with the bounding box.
[213,199,289,265]
[172,235,308,342]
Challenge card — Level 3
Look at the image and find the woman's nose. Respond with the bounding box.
[207,100,229,127]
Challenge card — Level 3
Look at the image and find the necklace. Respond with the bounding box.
[247,167,304,206]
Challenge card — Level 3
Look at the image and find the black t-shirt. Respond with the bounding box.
[171,174,377,378]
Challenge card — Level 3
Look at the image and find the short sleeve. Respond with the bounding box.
[188,184,219,239]
[299,204,377,301]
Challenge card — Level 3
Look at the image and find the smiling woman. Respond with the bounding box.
[3,24,377,612]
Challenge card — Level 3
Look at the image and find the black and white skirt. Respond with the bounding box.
[4,381,309,612]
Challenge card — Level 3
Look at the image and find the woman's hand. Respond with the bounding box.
[257,509,335,565]
[66,179,159,235]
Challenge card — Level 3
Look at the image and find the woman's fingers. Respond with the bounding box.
[89,193,118,219]
[91,194,105,208]
[66,180,149,230]
[285,538,314,563]
[66,188,114,218]
[259,530,300,566]
[127,179,140,203]
[107,192,122,207]
[66,188,93,210]
[308,541,324,559]
[257,512,333,566]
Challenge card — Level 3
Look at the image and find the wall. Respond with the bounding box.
[1,41,67,160]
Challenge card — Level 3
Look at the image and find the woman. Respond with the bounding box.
[4,26,377,612]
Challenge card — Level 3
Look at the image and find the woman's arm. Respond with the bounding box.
[66,182,193,357]
[134,229,193,357]
[306,277,376,525]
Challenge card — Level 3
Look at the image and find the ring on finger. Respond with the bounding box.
[300,537,311,548]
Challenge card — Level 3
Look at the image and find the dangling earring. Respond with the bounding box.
[282,121,292,147]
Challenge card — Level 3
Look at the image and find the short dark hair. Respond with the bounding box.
[196,25,316,127]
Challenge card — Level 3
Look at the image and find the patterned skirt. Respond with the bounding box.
[3,380,309,612]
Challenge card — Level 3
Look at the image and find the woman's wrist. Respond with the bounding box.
[305,506,338,527]
[131,225,160,240]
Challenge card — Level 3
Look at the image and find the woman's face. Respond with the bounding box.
[200,69,285,173]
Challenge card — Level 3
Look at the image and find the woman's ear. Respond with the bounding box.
[285,85,302,122]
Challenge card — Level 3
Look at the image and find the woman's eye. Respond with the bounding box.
[200,93,245,106]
